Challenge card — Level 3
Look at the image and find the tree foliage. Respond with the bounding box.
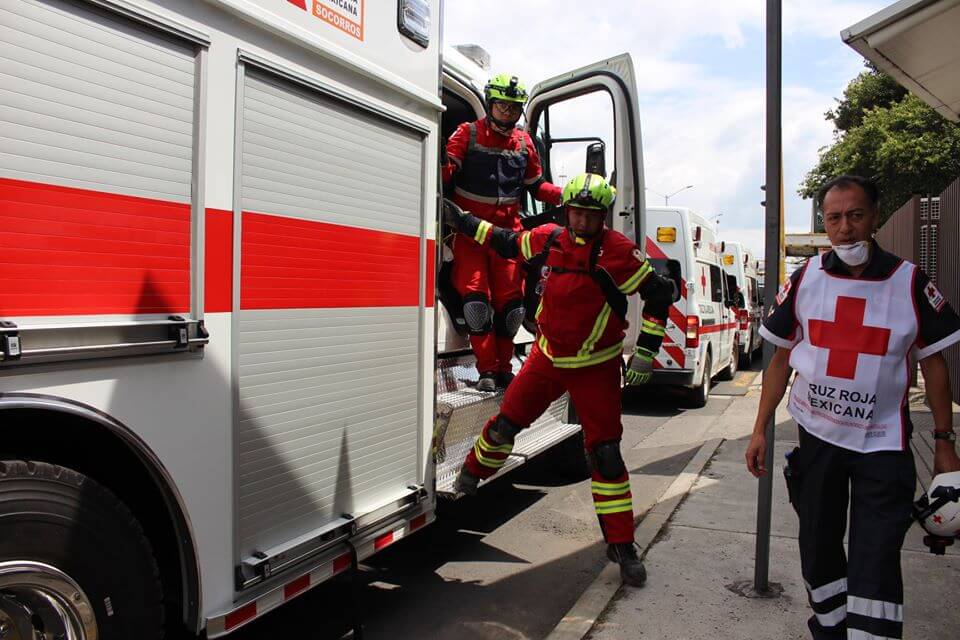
[801,65,960,223]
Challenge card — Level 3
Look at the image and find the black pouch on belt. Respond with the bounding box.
[783,446,802,515]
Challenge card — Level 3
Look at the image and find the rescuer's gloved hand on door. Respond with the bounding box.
[625,346,656,386]
[442,198,467,230]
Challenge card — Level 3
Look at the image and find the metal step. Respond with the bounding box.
[433,351,579,496]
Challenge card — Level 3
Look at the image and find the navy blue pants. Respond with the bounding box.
[795,427,915,639]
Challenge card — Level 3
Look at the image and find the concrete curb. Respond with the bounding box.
[545,437,725,640]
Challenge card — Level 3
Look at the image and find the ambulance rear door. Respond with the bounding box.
[644,207,691,375]
[524,53,648,345]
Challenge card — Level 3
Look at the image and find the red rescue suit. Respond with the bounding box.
[444,118,562,374]
[461,222,669,543]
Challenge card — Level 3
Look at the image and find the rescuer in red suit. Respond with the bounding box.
[443,173,677,587]
[443,73,562,391]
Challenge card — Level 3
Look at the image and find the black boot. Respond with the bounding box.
[456,468,480,496]
[495,371,515,389]
[476,371,497,392]
[607,542,647,587]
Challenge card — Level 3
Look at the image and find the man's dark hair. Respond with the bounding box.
[816,175,880,212]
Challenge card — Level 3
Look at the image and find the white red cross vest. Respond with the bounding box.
[787,254,919,453]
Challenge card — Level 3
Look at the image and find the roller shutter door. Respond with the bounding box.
[236,68,425,555]
[0,0,196,316]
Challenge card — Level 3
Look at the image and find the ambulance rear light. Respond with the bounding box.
[685,316,700,348]
[722,254,735,266]
[738,308,749,331]
[656,226,677,242]
[398,0,431,48]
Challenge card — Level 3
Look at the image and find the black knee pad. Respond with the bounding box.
[494,298,525,338]
[488,414,522,445]
[463,293,492,335]
[592,440,626,480]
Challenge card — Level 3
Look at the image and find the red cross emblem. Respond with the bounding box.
[808,297,890,380]
[701,268,707,294]
[933,514,944,524]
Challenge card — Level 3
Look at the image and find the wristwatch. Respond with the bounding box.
[933,430,956,442]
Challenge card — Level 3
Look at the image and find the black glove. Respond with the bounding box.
[442,198,467,230]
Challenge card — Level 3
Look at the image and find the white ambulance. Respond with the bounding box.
[644,207,739,406]
[0,1,649,637]
[720,241,763,368]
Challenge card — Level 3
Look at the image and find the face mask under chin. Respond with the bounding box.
[832,240,871,266]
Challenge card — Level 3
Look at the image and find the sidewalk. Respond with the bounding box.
[586,390,960,640]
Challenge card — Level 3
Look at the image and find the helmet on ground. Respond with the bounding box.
[484,73,528,105]
[914,470,960,538]
[562,173,616,212]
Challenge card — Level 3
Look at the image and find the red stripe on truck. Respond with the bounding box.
[699,322,738,334]
[662,344,686,368]
[240,211,425,310]
[205,208,233,313]
[0,177,190,316]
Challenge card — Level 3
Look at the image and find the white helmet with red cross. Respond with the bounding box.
[915,470,960,538]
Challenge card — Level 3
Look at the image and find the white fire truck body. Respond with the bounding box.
[0,1,647,636]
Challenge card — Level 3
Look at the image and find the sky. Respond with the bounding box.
[443,0,889,256]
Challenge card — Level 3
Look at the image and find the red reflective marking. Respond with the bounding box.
[283,574,310,600]
[808,296,890,379]
[425,240,436,307]
[668,305,686,329]
[0,178,189,316]
[662,344,686,367]
[410,513,428,531]
[205,209,232,312]
[645,237,686,298]
[333,553,352,574]
[241,212,422,309]
[224,602,257,631]
[653,358,663,369]
[374,531,394,551]
[286,0,307,9]
[699,322,738,334]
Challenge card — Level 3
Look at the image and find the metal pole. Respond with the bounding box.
[754,0,782,594]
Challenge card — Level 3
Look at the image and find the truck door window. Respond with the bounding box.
[709,265,724,303]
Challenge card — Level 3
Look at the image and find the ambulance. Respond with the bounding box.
[720,241,763,368]
[644,207,739,407]
[0,1,650,637]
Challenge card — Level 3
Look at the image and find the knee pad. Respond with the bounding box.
[463,293,492,334]
[592,440,626,480]
[488,414,522,446]
[494,299,526,338]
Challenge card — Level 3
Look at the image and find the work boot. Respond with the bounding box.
[456,468,480,496]
[476,372,497,392]
[607,542,647,587]
[495,371,515,390]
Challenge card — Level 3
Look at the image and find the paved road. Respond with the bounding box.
[220,365,761,640]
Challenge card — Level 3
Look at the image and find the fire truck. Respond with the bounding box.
[0,1,648,637]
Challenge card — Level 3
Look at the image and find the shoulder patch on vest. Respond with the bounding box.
[775,278,792,306]
[924,281,946,312]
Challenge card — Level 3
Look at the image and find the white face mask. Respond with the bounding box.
[832,240,871,266]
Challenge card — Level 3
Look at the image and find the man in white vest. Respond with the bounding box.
[745,175,960,639]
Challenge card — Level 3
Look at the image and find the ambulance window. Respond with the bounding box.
[709,265,724,303]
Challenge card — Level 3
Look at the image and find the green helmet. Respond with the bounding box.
[562,173,616,211]
[484,73,528,104]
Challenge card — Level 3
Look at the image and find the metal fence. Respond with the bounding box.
[877,177,960,404]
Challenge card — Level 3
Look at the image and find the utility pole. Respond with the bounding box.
[754,0,782,596]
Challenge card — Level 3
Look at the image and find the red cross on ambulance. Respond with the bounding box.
[808,296,891,380]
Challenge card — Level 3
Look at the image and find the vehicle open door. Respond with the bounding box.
[523,53,649,345]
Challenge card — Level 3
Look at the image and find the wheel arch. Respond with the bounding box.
[0,393,202,635]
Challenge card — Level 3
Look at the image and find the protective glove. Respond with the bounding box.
[442,198,467,230]
[625,346,656,386]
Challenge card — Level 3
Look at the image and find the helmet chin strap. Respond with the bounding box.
[486,114,516,134]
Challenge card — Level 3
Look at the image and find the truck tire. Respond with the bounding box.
[0,460,164,640]
[740,336,754,370]
[686,353,711,408]
[717,338,738,381]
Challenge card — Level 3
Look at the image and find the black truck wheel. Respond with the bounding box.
[0,460,163,640]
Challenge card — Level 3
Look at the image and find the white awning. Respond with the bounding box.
[843,0,960,122]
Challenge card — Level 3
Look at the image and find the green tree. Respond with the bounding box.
[801,66,960,224]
